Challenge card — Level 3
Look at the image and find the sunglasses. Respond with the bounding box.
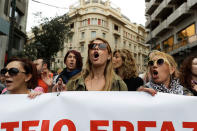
[148,58,165,67]
[0,68,26,76]
[88,43,107,50]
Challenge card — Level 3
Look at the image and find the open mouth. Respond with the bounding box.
[6,80,13,84]
[153,70,158,75]
[94,52,99,58]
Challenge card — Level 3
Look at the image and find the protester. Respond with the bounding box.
[34,58,53,93]
[55,50,82,84]
[139,50,160,84]
[138,51,192,96]
[1,58,38,94]
[180,55,197,96]
[62,38,127,91]
[0,70,6,93]
[113,49,143,91]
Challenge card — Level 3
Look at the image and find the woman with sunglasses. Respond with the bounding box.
[138,51,192,95]
[66,37,127,91]
[1,58,38,94]
[180,55,197,96]
[113,49,143,91]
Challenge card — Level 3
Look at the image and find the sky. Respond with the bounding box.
[27,0,146,32]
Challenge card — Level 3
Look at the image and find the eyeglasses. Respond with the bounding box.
[0,68,26,76]
[88,43,107,50]
[148,58,165,67]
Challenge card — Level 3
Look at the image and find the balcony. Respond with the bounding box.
[152,0,173,20]
[146,0,151,2]
[188,0,197,9]
[165,35,197,54]
[167,2,191,26]
[146,0,159,15]
[0,17,10,35]
[152,19,171,37]
[145,16,159,29]
[145,33,152,44]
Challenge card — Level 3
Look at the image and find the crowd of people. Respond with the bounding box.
[0,37,197,97]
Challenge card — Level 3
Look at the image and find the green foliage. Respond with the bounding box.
[18,13,71,64]
[32,14,71,60]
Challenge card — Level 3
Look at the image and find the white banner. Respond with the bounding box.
[1,92,197,131]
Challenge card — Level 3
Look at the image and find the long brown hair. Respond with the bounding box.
[82,37,115,91]
[180,55,197,89]
[113,49,138,79]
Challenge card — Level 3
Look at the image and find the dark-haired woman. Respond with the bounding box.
[55,50,83,84]
[180,55,197,96]
[1,58,38,94]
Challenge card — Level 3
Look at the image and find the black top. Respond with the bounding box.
[123,77,144,91]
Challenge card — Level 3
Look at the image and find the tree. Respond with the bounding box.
[19,13,71,67]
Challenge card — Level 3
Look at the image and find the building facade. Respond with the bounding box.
[145,0,197,65]
[53,0,149,73]
[0,0,29,69]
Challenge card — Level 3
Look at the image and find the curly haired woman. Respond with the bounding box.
[180,55,197,96]
[113,49,144,91]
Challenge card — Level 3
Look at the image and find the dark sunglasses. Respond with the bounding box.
[88,43,107,50]
[0,68,26,76]
[148,58,165,67]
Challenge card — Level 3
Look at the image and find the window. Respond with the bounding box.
[82,20,86,26]
[91,18,94,25]
[69,35,73,43]
[13,35,21,50]
[88,18,90,25]
[70,23,74,28]
[85,0,90,4]
[114,36,118,48]
[81,32,85,39]
[123,41,126,47]
[93,18,97,25]
[4,0,9,16]
[155,44,161,51]
[98,19,101,25]
[91,31,96,39]
[102,33,106,38]
[80,43,84,52]
[163,36,174,49]
[114,24,119,31]
[177,24,195,41]
[92,0,98,3]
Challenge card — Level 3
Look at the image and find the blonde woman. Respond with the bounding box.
[113,49,143,91]
[138,51,193,96]
[66,38,127,91]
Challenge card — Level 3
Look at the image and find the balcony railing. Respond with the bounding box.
[164,35,197,53]
[188,0,197,9]
[167,2,189,26]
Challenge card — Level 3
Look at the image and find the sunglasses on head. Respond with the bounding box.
[148,58,165,67]
[88,43,107,50]
[0,68,26,76]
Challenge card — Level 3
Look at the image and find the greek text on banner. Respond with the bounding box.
[1,92,197,131]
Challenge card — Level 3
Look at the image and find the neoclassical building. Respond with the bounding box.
[52,0,149,73]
